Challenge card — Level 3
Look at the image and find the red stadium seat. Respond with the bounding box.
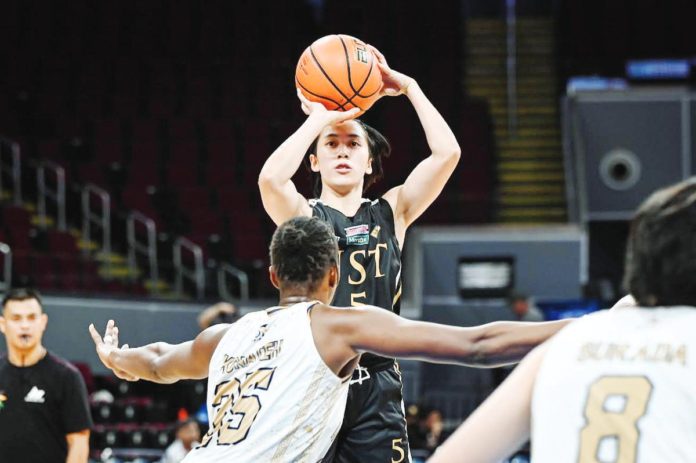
[203,119,236,142]
[77,162,107,186]
[168,118,197,141]
[2,206,32,233]
[177,187,212,211]
[46,230,79,255]
[187,210,224,236]
[186,79,213,117]
[94,119,123,141]
[130,140,160,162]
[131,119,161,142]
[206,140,235,163]
[120,186,157,216]
[205,157,237,186]
[166,161,199,187]
[169,140,201,164]
[94,138,124,163]
[111,95,139,118]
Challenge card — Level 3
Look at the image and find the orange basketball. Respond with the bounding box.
[295,34,383,113]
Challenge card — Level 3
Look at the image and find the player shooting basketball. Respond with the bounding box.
[89,216,571,463]
[258,42,465,462]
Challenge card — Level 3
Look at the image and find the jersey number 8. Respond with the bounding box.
[578,375,653,463]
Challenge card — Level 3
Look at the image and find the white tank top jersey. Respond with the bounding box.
[532,307,696,463]
[183,302,350,463]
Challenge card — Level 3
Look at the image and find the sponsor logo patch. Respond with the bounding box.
[345,224,370,246]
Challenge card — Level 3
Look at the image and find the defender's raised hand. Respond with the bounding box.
[89,320,139,381]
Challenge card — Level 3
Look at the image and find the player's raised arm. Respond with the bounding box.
[428,343,548,463]
[314,304,571,369]
[258,92,359,225]
[369,46,461,232]
[89,320,228,384]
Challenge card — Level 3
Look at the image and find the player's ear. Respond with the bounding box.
[0,316,5,335]
[269,266,280,290]
[328,264,338,288]
[40,313,48,331]
[309,153,320,172]
[366,155,373,175]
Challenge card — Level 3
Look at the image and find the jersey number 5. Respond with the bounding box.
[201,367,277,447]
[578,375,653,463]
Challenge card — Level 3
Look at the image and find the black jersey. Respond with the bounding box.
[312,198,402,369]
[0,352,92,463]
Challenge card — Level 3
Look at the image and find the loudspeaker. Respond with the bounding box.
[563,89,692,221]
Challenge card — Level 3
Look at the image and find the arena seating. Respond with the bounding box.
[0,0,495,298]
[86,368,207,461]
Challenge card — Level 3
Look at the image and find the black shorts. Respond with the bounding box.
[323,363,410,463]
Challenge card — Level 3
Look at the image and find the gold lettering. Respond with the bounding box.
[633,346,649,362]
[578,343,600,362]
[676,345,687,366]
[348,250,367,285]
[606,343,629,361]
[655,344,670,363]
[578,342,687,366]
[368,243,388,278]
[351,292,367,306]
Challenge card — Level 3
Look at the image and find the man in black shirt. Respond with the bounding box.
[0,288,92,463]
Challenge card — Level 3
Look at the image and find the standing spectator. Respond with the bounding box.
[197,302,239,330]
[161,418,201,463]
[0,288,92,463]
[409,407,446,456]
[509,293,544,322]
[422,409,445,452]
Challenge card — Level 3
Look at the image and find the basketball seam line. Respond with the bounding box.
[339,36,379,98]
[355,59,380,98]
[340,36,358,94]
[295,78,346,110]
[309,43,355,111]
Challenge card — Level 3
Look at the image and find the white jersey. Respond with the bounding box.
[532,307,696,463]
[184,302,350,463]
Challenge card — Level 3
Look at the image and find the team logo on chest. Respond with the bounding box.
[24,386,46,403]
[0,391,6,410]
[344,224,370,246]
[253,324,269,342]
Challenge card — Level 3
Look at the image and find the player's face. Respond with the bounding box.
[311,120,372,193]
[0,299,47,353]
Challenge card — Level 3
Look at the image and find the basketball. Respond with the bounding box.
[295,34,383,113]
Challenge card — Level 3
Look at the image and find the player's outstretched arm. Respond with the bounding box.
[428,344,548,463]
[258,91,359,225]
[368,46,461,232]
[317,305,570,368]
[89,320,228,384]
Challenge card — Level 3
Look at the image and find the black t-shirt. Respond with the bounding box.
[312,198,402,369]
[0,352,93,463]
